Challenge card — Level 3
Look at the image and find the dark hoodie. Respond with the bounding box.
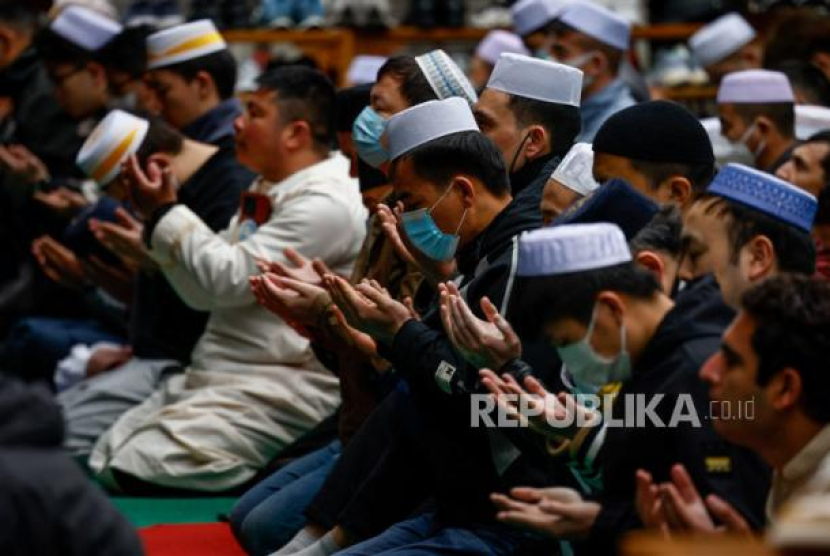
[0,376,142,555]
[581,294,770,555]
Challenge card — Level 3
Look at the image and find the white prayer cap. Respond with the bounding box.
[796,105,830,140]
[688,13,756,68]
[50,0,119,20]
[550,143,598,196]
[50,4,122,52]
[717,69,794,104]
[517,223,631,277]
[486,53,582,107]
[511,0,568,37]
[147,20,227,70]
[415,49,478,105]
[347,55,387,85]
[558,1,631,51]
[386,97,479,160]
[76,110,149,186]
[475,31,530,66]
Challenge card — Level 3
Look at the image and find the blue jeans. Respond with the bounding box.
[338,512,525,556]
[230,440,341,556]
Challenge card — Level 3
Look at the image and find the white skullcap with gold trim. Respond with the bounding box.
[147,19,227,70]
[77,110,149,186]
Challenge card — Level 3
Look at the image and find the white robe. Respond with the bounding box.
[90,154,367,491]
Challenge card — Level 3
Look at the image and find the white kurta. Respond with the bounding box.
[89,154,368,491]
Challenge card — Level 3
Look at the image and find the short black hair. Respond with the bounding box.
[36,28,95,67]
[630,205,683,259]
[97,25,151,80]
[376,55,438,106]
[741,274,830,423]
[550,20,624,72]
[391,130,510,198]
[806,131,830,225]
[135,116,184,167]
[629,159,717,199]
[257,66,336,151]
[806,130,830,188]
[0,3,41,30]
[732,102,795,140]
[507,95,580,158]
[159,49,237,100]
[774,61,830,107]
[702,195,816,275]
[509,262,661,340]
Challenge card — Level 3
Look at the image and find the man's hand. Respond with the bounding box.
[491,487,601,540]
[325,275,413,345]
[121,154,177,219]
[81,255,136,305]
[31,236,87,289]
[256,248,325,287]
[377,202,457,287]
[659,464,751,535]
[439,281,521,370]
[479,369,596,440]
[90,207,156,271]
[250,273,329,335]
[33,186,88,217]
[86,345,132,378]
[0,144,49,184]
[636,469,670,535]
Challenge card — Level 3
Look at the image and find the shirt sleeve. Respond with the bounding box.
[148,192,360,312]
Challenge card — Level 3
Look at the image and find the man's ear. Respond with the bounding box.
[812,52,830,81]
[283,120,313,151]
[89,62,108,87]
[635,250,666,285]
[663,176,693,207]
[194,70,218,101]
[768,367,803,412]
[524,124,549,161]
[595,290,625,322]
[452,175,476,208]
[746,234,776,281]
[755,115,775,138]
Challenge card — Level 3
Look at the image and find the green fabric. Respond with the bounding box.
[112,497,238,527]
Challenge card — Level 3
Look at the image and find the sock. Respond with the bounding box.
[271,528,319,555]
[290,532,342,556]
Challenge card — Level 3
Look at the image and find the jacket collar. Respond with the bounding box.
[510,152,556,197]
[182,98,242,146]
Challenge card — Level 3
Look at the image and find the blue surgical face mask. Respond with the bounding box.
[401,185,468,262]
[556,303,632,395]
[534,48,552,61]
[353,106,389,169]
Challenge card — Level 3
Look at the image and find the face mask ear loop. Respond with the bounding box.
[454,208,469,235]
[509,133,531,175]
[429,182,456,215]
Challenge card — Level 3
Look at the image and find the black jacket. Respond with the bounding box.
[383,184,577,525]
[508,153,559,231]
[0,376,142,555]
[582,298,769,554]
[0,48,83,179]
[130,147,250,360]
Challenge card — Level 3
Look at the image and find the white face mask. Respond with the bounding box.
[728,120,764,166]
[553,51,596,89]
